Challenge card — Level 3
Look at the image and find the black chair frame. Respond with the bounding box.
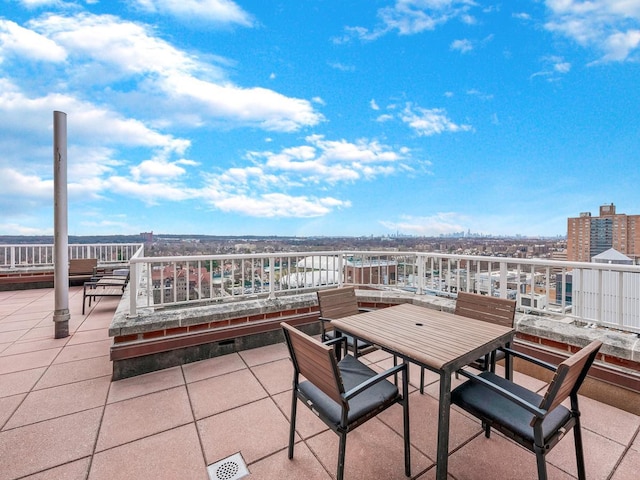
[282,323,411,480]
[453,341,602,480]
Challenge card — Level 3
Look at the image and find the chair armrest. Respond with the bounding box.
[323,336,348,350]
[344,362,406,400]
[498,347,558,372]
[456,369,547,418]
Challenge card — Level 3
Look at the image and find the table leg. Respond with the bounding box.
[505,341,513,381]
[436,370,452,480]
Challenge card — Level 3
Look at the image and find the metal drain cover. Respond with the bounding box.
[207,452,249,480]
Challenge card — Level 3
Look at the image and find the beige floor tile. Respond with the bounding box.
[0,408,101,480]
[578,394,640,445]
[0,367,45,398]
[34,355,112,390]
[182,352,247,384]
[611,449,640,480]
[239,341,289,366]
[198,397,291,465]
[89,424,208,480]
[5,376,111,429]
[65,328,111,345]
[107,366,185,403]
[0,329,26,344]
[305,416,432,480]
[446,433,574,480]
[248,442,332,479]
[0,337,69,356]
[547,428,626,479]
[251,357,293,395]
[0,319,42,332]
[96,386,193,451]
[379,390,482,460]
[52,339,112,364]
[21,458,91,480]
[0,348,60,375]
[188,368,267,419]
[0,393,26,429]
[14,326,56,342]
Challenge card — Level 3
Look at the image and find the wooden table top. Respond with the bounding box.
[331,303,514,371]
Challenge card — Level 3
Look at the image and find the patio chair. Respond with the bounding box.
[420,291,516,392]
[317,286,374,357]
[451,340,602,480]
[281,322,411,480]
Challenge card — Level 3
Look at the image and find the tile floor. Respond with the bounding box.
[0,287,639,479]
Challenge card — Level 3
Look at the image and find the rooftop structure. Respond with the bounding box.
[1,287,639,479]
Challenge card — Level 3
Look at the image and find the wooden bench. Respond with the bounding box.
[69,258,98,285]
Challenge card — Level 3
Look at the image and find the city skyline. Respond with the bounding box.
[1,1,639,238]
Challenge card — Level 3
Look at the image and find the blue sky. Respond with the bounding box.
[1,1,639,238]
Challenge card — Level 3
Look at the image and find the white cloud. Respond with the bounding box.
[530,55,572,80]
[400,103,472,136]
[376,113,394,122]
[131,0,254,26]
[104,176,196,205]
[130,159,187,181]
[211,193,350,218]
[339,0,479,41]
[380,213,467,236]
[0,19,67,62]
[544,0,640,62]
[0,167,52,200]
[22,13,322,131]
[370,99,380,110]
[450,38,473,53]
[328,62,356,71]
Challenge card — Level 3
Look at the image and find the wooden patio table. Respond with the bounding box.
[331,302,515,480]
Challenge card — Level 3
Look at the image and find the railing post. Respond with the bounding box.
[498,261,507,299]
[417,255,425,295]
[268,256,276,299]
[129,259,138,317]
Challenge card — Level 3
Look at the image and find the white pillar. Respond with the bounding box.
[53,111,70,338]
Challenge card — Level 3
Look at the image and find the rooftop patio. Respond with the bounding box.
[1,287,639,480]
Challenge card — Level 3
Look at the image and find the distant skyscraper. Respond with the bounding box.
[567,204,640,263]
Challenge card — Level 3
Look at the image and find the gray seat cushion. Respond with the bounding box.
[452,371,572,445]
[298,355,399,427]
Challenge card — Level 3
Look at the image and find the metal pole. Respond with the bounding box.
[53,111,70,338]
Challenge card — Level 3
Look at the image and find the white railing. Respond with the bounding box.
[127,250,640,334]
[0,243,144,269]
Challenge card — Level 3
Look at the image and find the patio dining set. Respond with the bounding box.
[281,287,602,480]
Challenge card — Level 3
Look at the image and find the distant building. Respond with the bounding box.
[140,231,153,243]
[567,204,640,263]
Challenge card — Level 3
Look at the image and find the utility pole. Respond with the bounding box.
[53,111,70,338]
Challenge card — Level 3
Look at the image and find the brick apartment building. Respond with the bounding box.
[567,203,640,263]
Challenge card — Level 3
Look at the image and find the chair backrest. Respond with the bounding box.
[281,322,344,405]
[317,286,361,328]
[69,258,98,275]
[534,340,602,424]
[455,291,516,328]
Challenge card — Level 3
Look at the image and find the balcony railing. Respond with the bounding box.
[0,243,144,269]
[127,250,640,334]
